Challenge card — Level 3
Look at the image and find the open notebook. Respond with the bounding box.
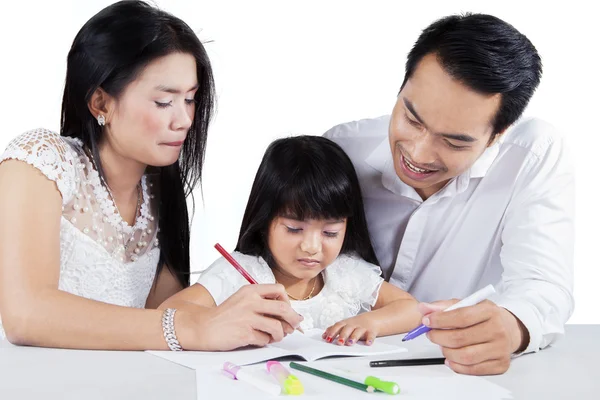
[147,329,407,369]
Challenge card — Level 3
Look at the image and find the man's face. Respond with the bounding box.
[389,53,502,199]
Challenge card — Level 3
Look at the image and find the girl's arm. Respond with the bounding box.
[323,282,421,345]
[368,282,422,336]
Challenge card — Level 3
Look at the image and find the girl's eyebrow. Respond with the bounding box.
[280,214,302,221]
[279,215,345,224]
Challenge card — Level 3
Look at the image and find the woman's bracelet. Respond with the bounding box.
[162,308,183,351]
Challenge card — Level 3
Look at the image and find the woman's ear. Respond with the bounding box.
[87,87,115,124]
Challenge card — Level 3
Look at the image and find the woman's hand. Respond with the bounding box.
[322,313,381,346]
[176,284,304,351]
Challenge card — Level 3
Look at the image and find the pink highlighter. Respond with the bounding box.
[266,361,304,395]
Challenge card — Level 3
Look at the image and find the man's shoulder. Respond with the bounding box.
[502,117,566,159]
[323,115,391,163]
[323,115,390,141]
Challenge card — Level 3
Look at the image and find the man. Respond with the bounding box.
[325,13,574,375]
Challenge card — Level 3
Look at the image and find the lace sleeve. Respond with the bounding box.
[0,128,78,204]
[354,258,385,310]
[327,255,384,313]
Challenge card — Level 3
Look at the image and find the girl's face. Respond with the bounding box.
[267,215,347,281]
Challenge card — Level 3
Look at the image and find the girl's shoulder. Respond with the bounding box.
[201,251,276,284]
[326,253,383,277]
[324,254,384,302]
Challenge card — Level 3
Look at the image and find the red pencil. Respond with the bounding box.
[213,243,304,334]
[214,243,258,284]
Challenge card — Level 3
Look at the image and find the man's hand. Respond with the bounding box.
[419,299,529,375]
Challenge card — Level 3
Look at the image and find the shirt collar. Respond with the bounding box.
[365,136,501,200]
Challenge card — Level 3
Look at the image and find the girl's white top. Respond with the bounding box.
[197,251,384,330]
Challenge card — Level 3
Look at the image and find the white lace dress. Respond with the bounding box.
[0,128,160,339]
[197,252,384,331]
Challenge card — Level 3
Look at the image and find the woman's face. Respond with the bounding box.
[100,52,199,167]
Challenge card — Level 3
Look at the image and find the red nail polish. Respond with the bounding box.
[326,336,332,343]
[338,338,345,344]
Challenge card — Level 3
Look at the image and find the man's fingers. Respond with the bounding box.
[426,319,494,348]
[445,357,510,376]
[441,342,501,366]
[424,301,495,329]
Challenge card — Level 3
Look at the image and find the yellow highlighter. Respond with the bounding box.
[266,361,304,395]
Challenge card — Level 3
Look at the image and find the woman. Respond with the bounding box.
[0,0,301,351]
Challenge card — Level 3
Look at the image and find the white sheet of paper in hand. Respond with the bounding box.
[147,329,406,370]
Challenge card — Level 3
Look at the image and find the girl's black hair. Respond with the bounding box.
[235,135,379,267]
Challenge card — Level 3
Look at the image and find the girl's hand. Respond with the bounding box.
[322,313,380,346]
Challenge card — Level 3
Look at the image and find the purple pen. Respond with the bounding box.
[402,324,431,341]
[402,284,496,342]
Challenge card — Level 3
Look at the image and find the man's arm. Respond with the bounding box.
[424,125,574,375]
[495,133,574,353]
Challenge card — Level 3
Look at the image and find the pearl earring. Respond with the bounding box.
[97,115,106,126]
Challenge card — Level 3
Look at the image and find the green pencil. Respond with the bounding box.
[289,362,376,393]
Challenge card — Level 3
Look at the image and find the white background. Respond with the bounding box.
[0,1,597,324]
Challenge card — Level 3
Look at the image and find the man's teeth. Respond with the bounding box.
[405,157,433,174]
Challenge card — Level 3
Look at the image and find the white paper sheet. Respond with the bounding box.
[147,329,406,368]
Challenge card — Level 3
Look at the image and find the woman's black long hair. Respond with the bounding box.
[60,0,215,287]
[235,135,379,267]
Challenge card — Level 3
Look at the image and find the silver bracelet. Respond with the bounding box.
[162,308,183,351]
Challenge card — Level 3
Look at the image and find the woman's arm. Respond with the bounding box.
[159,282,217,309]
[0,161,302,350]
[0,160,171,350]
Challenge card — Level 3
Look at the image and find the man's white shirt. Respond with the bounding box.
[325,116,574,353]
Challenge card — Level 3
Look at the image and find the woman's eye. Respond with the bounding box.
[155,101,172,108]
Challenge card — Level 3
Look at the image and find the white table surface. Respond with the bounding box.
[1,324,598,399]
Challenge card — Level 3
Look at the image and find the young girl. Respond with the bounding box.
[0,0,301,351]
[163,136,421,346]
